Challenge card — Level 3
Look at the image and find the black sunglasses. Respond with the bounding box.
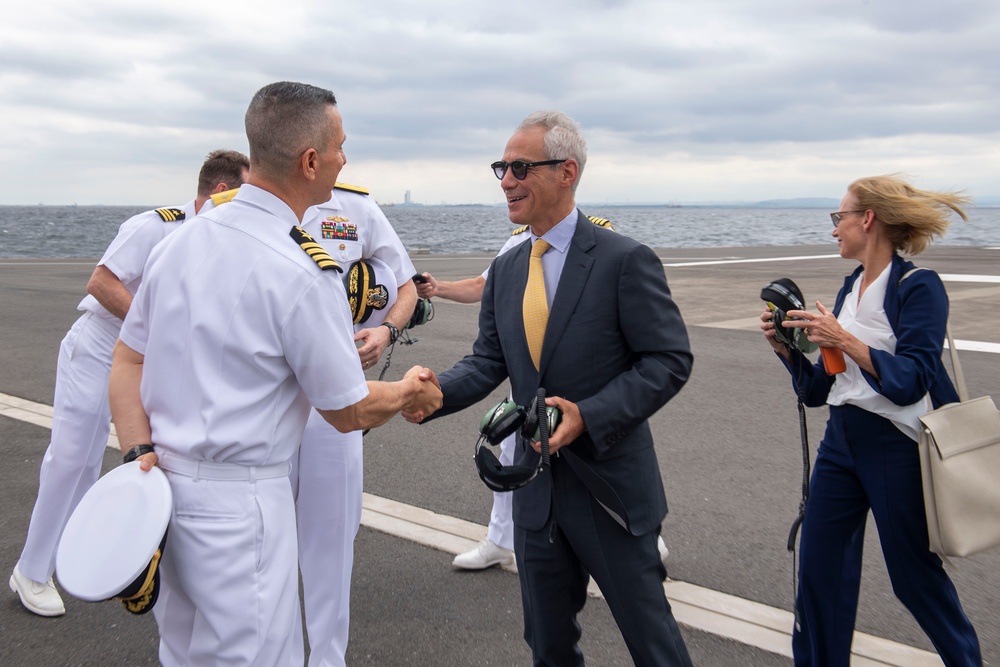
[490,159,567,180]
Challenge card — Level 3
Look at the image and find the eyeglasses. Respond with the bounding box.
[829,209,865,227]
[490,159,567,181]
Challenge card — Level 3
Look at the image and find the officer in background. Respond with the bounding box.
[9,149,249,617]
[292,182,417,666]
[108,81,441,666]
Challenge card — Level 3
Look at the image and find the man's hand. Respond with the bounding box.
[355,326,391,369]
[401,366,442,423]
[415,272,439,299]
[529,396,584,455]
[135,452,159,472]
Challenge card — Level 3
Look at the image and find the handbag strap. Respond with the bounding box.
[901,267,968,402]
[944,324,969,402]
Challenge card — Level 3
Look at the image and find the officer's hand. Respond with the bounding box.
[401,366,442,422]
[137,452,159,472]
[415,273,438,299]
[355,327,390,368]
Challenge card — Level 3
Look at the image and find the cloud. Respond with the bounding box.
[1,0,998,205]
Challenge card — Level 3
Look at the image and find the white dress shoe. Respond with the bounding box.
[453,539,515,570]
[10,565,66,617]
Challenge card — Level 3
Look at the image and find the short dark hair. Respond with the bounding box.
[196,149,250,197]
[245,82,338,182]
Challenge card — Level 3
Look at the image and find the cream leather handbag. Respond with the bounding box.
[918,326,1000,558]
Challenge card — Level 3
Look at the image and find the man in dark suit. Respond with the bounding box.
[406,110,693,665]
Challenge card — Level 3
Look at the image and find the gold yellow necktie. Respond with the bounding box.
[523,239,551,370]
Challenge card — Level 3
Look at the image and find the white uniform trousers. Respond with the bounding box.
[154,452,300,667]
[486,433,516,551]
[17,312,118,583]
[289,410,364,667]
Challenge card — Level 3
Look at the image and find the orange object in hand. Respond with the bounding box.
[820,347,846,375]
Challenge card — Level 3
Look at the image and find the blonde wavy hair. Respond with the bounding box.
[849,174,971,255]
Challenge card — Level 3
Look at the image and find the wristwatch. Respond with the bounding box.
[381,322,400,345]
[123,444,155,464]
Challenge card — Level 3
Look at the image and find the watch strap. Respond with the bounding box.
[123,444,155,464]
[381,322,400,344]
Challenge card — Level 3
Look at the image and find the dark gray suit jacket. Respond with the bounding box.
[435,210,693,535]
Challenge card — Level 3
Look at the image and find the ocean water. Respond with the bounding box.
[0,204,997,259]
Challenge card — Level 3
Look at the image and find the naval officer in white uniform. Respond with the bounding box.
[292,183,416,666]
[9,149,249,617]
[109,81,441,667]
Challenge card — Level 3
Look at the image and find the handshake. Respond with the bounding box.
[400,366,442,423]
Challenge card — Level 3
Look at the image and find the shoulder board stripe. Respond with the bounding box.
[587,216,615,231]
[290,226,343,273]
[334,182,369,195]
[210,188,240,207]
[511,225,530,236]
[154,208,185,222]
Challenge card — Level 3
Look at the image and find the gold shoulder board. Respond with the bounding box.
[587,216,616,232]
[290,226,342,273]
[210,188,240,207]
[511,225,530,236]
[154,208,185,222]
[334,182,369,195]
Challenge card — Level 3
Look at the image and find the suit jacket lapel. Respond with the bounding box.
[539,212,595,374]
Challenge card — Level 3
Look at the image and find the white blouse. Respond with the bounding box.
[826,264,932,441]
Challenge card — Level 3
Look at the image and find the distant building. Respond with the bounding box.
[404,190,411,205]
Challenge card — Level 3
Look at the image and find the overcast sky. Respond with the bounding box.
[2,0,998,206]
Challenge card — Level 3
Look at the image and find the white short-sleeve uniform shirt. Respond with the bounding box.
[119,185,368,465]
[481,228,531,281]
[303,186,415,288]
[303,186,414,331]
[78,200,199,329]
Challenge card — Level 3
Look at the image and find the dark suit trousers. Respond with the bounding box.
[514,457,692,667]
[792,404,981,667]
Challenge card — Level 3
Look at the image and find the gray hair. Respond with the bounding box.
[517,111,587,191]
[245,82,337,183]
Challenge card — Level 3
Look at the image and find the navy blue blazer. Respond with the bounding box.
[434,211,693,534]
[782,252,959,409]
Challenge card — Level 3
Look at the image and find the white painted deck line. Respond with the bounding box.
[361,493,940,666]
[939,274,1000,283]
[663,254,841,267]
[689,322,1000,356]
[945,339,1000,354]
[0,391,944,665]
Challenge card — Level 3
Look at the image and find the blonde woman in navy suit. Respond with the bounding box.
[762,175,981,666]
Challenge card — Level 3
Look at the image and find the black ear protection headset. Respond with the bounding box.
[475,390,561,492]
[760,278,817,353]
